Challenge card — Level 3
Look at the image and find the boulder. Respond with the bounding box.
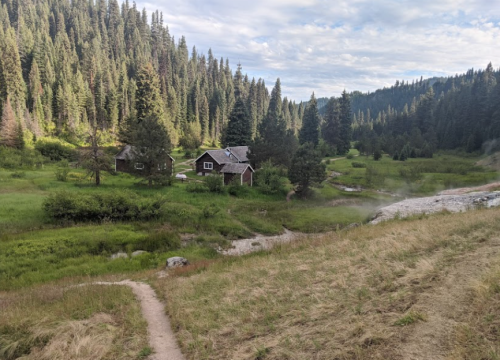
[166,256,189,268]
[110,252,128,260]
[131,250,148,257]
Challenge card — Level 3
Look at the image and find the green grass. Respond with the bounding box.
[327,153,498,195]
[1,148,497,290]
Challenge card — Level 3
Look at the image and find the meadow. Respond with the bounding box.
[1,147,499,359]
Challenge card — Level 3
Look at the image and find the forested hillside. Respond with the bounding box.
[341,64,500,156]
[0,0,305,147]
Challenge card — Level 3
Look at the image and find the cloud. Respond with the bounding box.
[137,0,500,100]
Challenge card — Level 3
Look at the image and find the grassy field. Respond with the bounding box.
[156,207,500,360]
[327,153,498,195]
[0,282,150,360]
[1,147,500,359]
[0,157,373,290]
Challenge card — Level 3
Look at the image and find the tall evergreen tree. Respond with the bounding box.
[131,114,172,187]
[224,97,251,147]
[299,93,320,146]
[0,97,20,148]
[248,78,293,168]
[338,90,353,154]
[288,142,326,198]
[322,97,341,151]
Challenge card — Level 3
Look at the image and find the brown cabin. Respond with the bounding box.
[194,146,254,186]
[115,145,175,174]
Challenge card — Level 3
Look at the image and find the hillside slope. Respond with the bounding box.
[156,208,500,359]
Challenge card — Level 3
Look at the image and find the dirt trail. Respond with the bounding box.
[394,238,500,359]
[91,280,185,360]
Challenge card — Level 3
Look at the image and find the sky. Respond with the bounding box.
[136,0,500,101]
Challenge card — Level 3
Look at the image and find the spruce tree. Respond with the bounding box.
[224,97,251,147]
[338,90,352,154]
[0,98,19,148]
[322,97,340,151]
[131,115,172,187]
[248,78,292,168]
[288,142,326,198]
[299,93,320,146]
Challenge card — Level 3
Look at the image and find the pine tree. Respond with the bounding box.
[0,27,25,113]
[338,90,353,154]
[288,142,326,198]
[224,97,251,147]
[131,115,172,187]
[0,97,20,148]
[299,93,320,146]
[248,78,292,168]
[322,97,340,151]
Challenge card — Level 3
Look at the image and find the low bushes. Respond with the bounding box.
[34,138,77,161]
[0,147,46,169]
[351,161,366,168]
[43,190,167,222]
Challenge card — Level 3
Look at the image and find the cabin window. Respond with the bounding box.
[134,163,144,170]
[204,162,213,170]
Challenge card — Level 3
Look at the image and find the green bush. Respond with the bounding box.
[203,174,226,193]
[227,178,250,197]
[186,181,208,193]
[43,191,167,222]
[201,204,221,219]
[10,171,26,178]
[255,161,287,195]
[0,147,46,169]
[34,138,77,161]
[54,160,70,182]
[351,161,366,168]
[346,153,354,159]
[134,230,181,252]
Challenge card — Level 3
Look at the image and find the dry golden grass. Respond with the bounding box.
[0,282,149,360]
[156,208,500,360]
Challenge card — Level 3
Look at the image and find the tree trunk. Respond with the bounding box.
[95,170,101,186]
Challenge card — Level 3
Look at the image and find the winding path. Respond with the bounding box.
[91,280,185,360]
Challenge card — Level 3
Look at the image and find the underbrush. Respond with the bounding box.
[43,190,167,222]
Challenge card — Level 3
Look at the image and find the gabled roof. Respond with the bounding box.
[115,144,133,160]
[115,145,175,161]
[226,146,249,162]
[220,163,254,174]
[195,149,237,165]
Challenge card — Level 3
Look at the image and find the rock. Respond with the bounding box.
[166,256,189,268]
[131,250,148,257]
[110,252,128,260]
[344,223,360,230]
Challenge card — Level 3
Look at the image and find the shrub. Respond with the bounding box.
[43,191,167,222]
[134,230,181,252]
[351,161,366,168]
[10,171,26,178]
[201,204,221,219]
[227,178,250,197]
[34,138,77,161]
[0,147,46,169]
[203,174,226,193]
[255,161,287,195]
[186,181,207,193]
[346,153,354,159]
[54,160,70,182]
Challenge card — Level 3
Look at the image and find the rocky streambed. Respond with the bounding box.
[371,191,500,224]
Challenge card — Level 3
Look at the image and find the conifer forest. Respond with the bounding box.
[0,0,499,160]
